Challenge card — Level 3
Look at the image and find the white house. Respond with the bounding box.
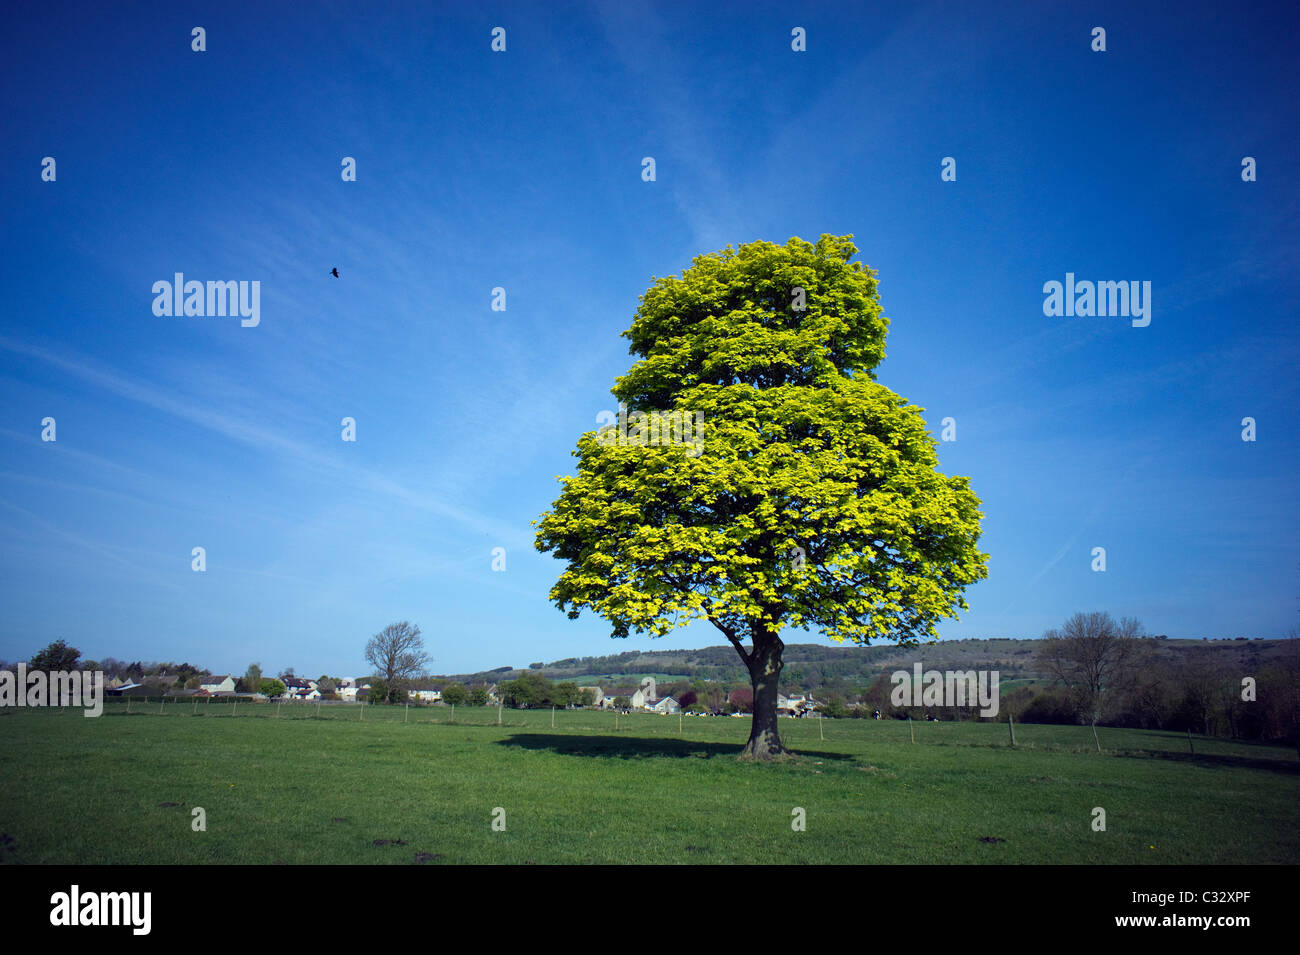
[598,677,676,712]
[338,679,369,702]
[778,694,819,717]
[281,677,320,700]
[409,687,442,703]
[200,675,236,694]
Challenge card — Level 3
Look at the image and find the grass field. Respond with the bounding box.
[2,700,1297,864]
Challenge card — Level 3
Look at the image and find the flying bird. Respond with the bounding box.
[330,268,339,278]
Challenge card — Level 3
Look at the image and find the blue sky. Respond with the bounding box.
[2,0,1297,677]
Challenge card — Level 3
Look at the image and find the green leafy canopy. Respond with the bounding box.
[534,234,988,648]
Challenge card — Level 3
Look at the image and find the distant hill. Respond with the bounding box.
[431,636,1289,693]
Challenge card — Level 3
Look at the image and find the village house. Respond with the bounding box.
[409,686,442,703]
[199,674,236,694]
[281,677,320,700]
[596,677,678,712]
[777,693,819,717]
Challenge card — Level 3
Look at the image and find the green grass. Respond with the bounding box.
[1,701,1296,864]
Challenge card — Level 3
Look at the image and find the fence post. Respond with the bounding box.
[127,698,131,714]
[405,704,409,723]
[819,715,824,741]
[497,701,502,726]
[908,715,914,743]
[233,700,237,717]
[551,706,555,729]
[1186,728,1194,756]
[1008,712,1016,748]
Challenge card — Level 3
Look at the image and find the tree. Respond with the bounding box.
[502,671,555,708]
[244,662,262,690]
[554,681,581,707]
[1037,611,1143,751]
[817,693,848,718]
[535,235,988,758]
[30,640,81,672]
[469,685,489,707]
[363,622,429,704]
[259,678,286,698]
[441,683,468,706]
[729,688,754,713]
[612,695,631,711]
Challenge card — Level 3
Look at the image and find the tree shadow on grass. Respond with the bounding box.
[497,734,852,761]
[1114,748,1300,776]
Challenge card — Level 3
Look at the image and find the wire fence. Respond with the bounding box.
[41,696,1289,763]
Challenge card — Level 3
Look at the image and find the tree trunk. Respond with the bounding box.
[740,631,788,760]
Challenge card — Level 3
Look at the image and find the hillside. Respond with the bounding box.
[433,636,1289,693]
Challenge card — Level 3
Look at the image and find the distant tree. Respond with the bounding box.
[441,683,468,706]
[729,688,754,713]
[678,690,698,708]
[578,687,597,707]
[469,685,489,707]
[364,622,429,704]
[502,672,555,708]
[317,677,337,695]
[278,667,295,681]
[997,685,1035,724]
[1037,611,1142,751]
[1260,637,1300,754]
[554,681,581,707]
[244,663,263,690]
[529,662,545,670]
[184,675,202,690]
[816,693,847,718]
[30,640,81,672]
[1174,655,1232,736]
[612,695,631,710]
[259,678,286,698]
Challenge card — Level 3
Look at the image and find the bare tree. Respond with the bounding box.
[1037,611,1143,752]
[364,621,429,704]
